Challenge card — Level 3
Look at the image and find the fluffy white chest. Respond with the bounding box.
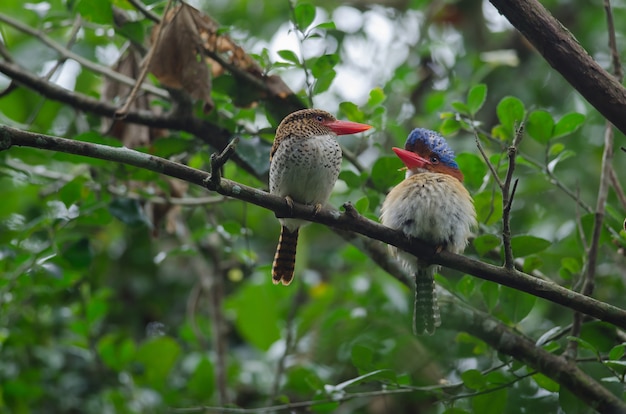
[380,173,476,256]
[269,134,342,205]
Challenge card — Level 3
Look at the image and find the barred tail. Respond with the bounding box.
[413,266,441,335]
[272,226,299,285]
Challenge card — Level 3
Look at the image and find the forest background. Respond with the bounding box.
[1,0,626,413]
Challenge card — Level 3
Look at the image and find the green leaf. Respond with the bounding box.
[451,101,470,115]
[474,191,503,225]
[609,344,626,361]
[354,196,369,214]
[553,113,585,138]
[187,357,215,401]
[467,84,487,115]
[225,282,285,351]
[351,344,374,372]
[311,54,339,78]
[480,281,500,311]
[499,286,536,323]
[339,101,366,123]
[510,235,551,257]
[456,153,487,190]
[76,0,113,24]
[367,87,385,107]
[526,110,554,144]
[97,334,135,372]
[461,369,486,390]
[532,372,559,392]
[329,369,396,393]
[472,387,507,414]
[108,198,151,227]
[371,156,404,191]
[61,238,93,269]
[496,96,525,136]
[312,21,336,31]
[135,337,181,389]
[293,3,316,31]
[277,49,300,65]
[472,234,501,256]
[456,275,476,299]
[312,69,336,94]
[439,117,461,135]
[339,170,363,188]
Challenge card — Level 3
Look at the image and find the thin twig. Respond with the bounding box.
[566,0,621,361]
[116,0,174,118]
[0,12,170,99]
[127,0,161,23]
[609,167,626,211]
[473,128,504,189]
[206,137,240,190]
[501,124,524,269]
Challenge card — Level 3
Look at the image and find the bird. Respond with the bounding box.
[269,109,372,285]
[380,128,476,335]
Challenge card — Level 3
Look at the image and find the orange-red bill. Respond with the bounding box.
[392,147,430,169]
[324,120,372,135]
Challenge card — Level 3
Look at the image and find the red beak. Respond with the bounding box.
[392,147,430,169]
[324,120,372,135]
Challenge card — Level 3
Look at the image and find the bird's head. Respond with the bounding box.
[393,128,463,182]
[276,109,372,138]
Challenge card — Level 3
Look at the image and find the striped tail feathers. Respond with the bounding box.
[413,266,441,335]
[272,226,299,285]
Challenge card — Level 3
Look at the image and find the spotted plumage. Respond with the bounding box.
[269,109,371,285]
[380,129,475,334]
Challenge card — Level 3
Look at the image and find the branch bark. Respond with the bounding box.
[488,0,626,136]
[3,124,626,332]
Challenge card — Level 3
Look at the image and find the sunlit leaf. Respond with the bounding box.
[526,110,554,144]
[467,84,487,116]
[510,235,551,257]
[553,113,585,138]
[532,372,559,392]
[440,118,461,135]
[135,337,181,389]
[187,357,215,401]
[499,286,536,323]
[457,152,487,190]
[371,156,404,191]
[461,369,486,390]
[451,101,470,115]
[277,49,300,65]
[496,96,525,137]
[480,281,500,311]
[293,2,316,30]
[472,387,507,414]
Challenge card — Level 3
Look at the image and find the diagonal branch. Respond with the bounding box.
[3,124,626,332]
[488,0,626,136]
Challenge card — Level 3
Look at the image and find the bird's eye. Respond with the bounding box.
[430,155,440,164]
[316,115,324,122]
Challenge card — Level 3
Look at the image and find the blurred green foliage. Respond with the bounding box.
[1,0,626,413]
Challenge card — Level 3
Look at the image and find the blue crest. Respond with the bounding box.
[405,128,459,169]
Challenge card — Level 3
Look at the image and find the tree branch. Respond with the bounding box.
[445,302,626,414]
[0,59,265,180]
[3,125,626,332]
[488,0,626,136]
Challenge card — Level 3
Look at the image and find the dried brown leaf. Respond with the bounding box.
[149,3,214,110]
[102,49,165,147]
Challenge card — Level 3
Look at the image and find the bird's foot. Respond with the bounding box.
[285,196,295,215]
[313,203,323,216]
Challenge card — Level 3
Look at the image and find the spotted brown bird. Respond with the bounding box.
[380,129,476,334]
[269,109,372,285]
